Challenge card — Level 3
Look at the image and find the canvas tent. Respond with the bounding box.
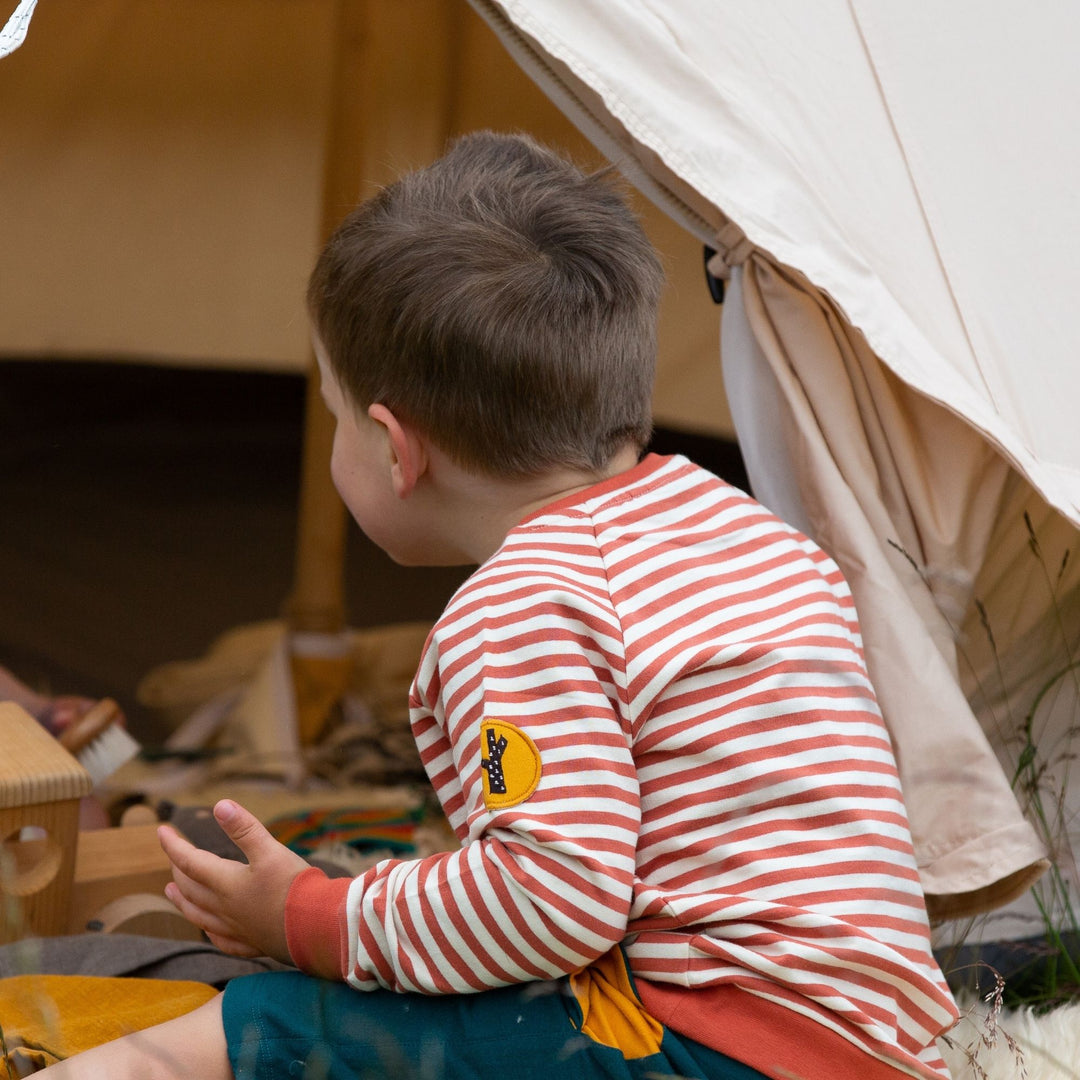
[465,0,1080,930]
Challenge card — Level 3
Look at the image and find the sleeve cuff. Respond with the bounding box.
[284,866,353,980]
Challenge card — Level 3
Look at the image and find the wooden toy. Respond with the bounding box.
[0,703,92,942]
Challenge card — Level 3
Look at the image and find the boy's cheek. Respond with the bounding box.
[328,455,345,501]
[328,447,355,508]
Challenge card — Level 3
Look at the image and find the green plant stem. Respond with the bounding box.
[1026,661,1080,741]
[1031,883,1080,989]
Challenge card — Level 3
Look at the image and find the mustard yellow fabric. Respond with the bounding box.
[568,948,664,1059]
[0,974,217,1073]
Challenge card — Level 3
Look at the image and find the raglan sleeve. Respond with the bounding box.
[284,559,641,994]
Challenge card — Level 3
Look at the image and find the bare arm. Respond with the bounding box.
[0,664,48,715]
[0,663,118,734]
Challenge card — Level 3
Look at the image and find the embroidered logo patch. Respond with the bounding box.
[480,719,542,809]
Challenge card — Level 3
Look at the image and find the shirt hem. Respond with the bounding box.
[636,980,939,1080]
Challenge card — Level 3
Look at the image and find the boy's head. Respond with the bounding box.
[307,131,664,478]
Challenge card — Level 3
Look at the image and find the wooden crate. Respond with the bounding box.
[0,703,92,942]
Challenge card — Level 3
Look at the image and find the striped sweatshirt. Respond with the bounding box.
[285,453,958,1080]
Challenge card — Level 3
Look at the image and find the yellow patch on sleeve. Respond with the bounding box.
[479,719,542,809]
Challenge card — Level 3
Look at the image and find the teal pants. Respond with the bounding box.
[222,969,767,1080]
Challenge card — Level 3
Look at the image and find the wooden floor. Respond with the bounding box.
[0,359,747,743]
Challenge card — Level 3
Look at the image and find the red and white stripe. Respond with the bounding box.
[331,454,956,1077]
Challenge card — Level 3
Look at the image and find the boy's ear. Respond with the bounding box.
[368,403,427,498]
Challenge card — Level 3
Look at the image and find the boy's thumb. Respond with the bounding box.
[214,799,273,859]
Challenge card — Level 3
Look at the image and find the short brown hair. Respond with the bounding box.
[307,131,663,477]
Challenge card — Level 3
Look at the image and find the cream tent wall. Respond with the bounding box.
[0,0,732,437]
[0,0,329,372]
[469,0,1080,931]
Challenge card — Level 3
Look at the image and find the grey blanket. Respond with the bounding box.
[0,934,292,989]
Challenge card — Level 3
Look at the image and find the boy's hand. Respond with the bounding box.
[159,799,309,964]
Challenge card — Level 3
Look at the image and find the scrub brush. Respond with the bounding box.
[58,697,141,787]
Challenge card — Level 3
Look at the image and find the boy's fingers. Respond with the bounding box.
[159,824,230,887]
[164,879,218,923]
[167,862,221,913]
[158,823,198,867]
[206,933,262,959]
[164,883,242,942]
[213,800,277,862]
[163,882,217,931]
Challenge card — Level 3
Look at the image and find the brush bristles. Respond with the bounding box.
[78,723,141,787]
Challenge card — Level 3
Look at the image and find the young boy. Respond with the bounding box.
[45,131,957,1080]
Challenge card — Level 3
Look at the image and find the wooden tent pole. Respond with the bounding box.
[287,0,459,636]
[289,361,348,635]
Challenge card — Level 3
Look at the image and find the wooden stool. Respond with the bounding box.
[0,703,92,942]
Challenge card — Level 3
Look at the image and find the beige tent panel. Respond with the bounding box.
[0,0,334,371]
[471,0,1080,527]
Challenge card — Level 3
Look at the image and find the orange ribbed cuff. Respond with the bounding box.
[284,866,353,980]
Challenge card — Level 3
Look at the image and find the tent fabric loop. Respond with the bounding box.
[705,220,753,279]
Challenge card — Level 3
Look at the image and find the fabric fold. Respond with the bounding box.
[722,259,1049,917]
